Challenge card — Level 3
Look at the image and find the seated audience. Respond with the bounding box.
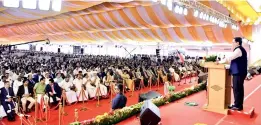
[111,84,127,111]
[0,81,15,121]
[17,79,35,113]
[45,78,61,104]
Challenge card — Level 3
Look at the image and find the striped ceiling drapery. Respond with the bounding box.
[0,1,251,44]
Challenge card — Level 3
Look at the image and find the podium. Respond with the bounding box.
[203,62,232,114]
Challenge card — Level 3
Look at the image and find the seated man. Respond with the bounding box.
[17,79,35,113]
[45,78,61,105]
[59,75,77,104]
[34,77,46,103]
[0,81,16,121]
[111,84,127,111]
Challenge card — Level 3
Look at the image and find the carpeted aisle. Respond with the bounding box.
[1,78,196,125]
[118,75,261,125]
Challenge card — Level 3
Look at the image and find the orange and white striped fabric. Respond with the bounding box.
[0,1,250,43]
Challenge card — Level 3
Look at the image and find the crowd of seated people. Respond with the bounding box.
[0,50,203,122]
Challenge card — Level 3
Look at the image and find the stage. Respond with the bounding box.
[118,75,261,125]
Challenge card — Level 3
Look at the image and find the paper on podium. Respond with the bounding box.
[225,64,230,69]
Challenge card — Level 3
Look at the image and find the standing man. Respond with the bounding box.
[218,37,247,111]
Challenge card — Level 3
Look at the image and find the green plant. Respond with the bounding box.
[205,55,217,62]
[70,83,207,125]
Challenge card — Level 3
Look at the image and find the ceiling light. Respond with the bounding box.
[52,0,62,12]
[152,0,158,2]
[183,8,188,15]
[39,0,51,10]
[199,12,203,19]
[22,0,37,9]
[206,15,209,21]
[178,7,183,14]
[175,5,179,13]
[167,0,172,11]
[194,10,199,17]
[246,18,251,23]
[3,0,19,8]
[161,0,166,5]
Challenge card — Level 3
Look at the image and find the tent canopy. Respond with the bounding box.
[0,1,251,44]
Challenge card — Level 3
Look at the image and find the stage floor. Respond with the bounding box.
[0,77,197,125]
[118,75,261,125]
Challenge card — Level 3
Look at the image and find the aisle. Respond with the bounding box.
[0,79,196,125]
[118,75,261,125]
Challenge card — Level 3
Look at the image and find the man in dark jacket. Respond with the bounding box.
[111,84,127,111]
[45,78,61,104]
[0,81,15,121]
[218,37,247,111]
[17,79,35,113]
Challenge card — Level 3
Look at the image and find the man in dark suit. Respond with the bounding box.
[45,78,61,105]
[0,81,16,121]
[111,84,127,111]
[218,37,247,111]
[17,79,35,113]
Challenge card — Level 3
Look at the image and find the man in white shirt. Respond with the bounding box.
[73,73,88,101]
[218,37,247,111]
[59,75,77,103]
[12,76,23,95]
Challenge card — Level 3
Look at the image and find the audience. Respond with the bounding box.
[0,50,204,121]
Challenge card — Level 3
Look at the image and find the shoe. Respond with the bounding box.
[228,105,235,109]
[230,107,243,111]
[27,108,31,113]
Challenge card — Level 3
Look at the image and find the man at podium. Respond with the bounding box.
[218,37,247,111]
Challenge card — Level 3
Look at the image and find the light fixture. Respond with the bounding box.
[206,15,209,21]
[161,0,166,5]
[22,0,37,9]
[175,5,179,13]
[183,8,188,15]
[152,0,158,2]
[167,0,172,11]
[52,0,62,12]
[3,0,19,8]
[199,12,203,19]
[39,0,51,10]
[178,6,183,14]
[194,10,199,17]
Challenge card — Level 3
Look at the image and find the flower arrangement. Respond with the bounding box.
[70,83,206,125]
[205,55,217,62]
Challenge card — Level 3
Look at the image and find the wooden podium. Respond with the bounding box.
[203,62,232,114]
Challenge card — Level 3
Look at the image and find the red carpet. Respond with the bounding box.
[1,77,197,125]
[118,75,261,125]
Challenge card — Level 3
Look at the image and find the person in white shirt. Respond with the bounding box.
[169,66,180,82]
[73,73,88,101]
[12,76,23,95]
[59,75,77,103]
[91,73,108,98]
[83,73,96,98]
[54,72,63,84]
